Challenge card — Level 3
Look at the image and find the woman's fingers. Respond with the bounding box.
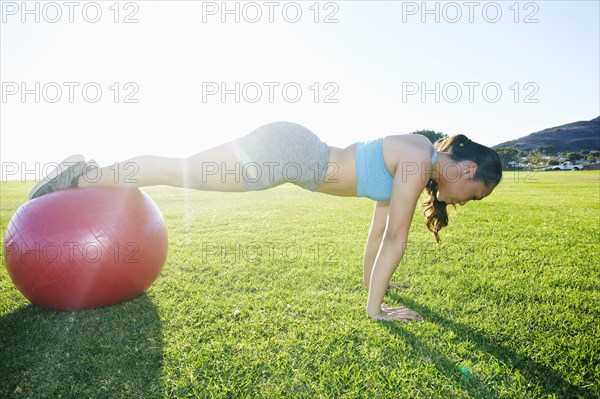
[388,281,410,289]
[379,305,423,322]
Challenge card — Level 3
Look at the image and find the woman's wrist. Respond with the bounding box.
[366,303,382,319]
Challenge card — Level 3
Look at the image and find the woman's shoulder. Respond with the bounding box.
[384,133,432,146]
[382,134,435,162]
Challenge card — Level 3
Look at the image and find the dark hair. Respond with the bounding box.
[422,134,502,243]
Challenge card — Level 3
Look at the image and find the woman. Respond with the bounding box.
[30,121,502,322]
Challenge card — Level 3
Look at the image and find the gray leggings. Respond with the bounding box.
[233,121,330,191]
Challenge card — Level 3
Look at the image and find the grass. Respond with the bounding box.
[1,170,598,398]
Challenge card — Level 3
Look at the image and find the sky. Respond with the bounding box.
[1,0,599,180]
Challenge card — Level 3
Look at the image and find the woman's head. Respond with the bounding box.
[423,134,502,243]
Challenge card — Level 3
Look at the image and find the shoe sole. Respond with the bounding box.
[29,154,85,200]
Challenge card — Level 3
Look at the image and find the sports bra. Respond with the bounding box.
[355,138,438,201]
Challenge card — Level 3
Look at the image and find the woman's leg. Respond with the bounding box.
[32,121,326,199]
[77,141,245,192]
[78,121,328,193]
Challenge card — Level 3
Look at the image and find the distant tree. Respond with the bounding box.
[496,147,519,168]
[580,150,590,155]
[411,130,448,144]
[588,156,598,163]
[548,159,560,166]
[526,152,542,166]
[517,149,529,158]
[537,145,556,155]
[590,150,600,157]
[566,152,580,162]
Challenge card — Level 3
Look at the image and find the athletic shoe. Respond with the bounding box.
[29,154,86,200]
[76,159,103,185]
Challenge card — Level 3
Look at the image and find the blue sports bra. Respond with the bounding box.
[355,138,438,201]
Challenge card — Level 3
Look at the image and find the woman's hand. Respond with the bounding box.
[388,281,410,289]
[368,304,423,322]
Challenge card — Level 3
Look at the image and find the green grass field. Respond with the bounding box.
[1,170,598,398]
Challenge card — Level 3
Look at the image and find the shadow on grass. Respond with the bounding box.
[383,293,595,399]
[0,294,163,398]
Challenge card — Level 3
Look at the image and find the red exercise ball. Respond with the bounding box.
[3,187,168,311]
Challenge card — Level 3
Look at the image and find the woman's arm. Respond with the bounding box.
[365,155,428,322]
[363,201,389,287]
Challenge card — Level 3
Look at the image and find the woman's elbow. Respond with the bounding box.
[383,228,409,246]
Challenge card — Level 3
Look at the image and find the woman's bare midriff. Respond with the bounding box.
[315,144,357,196]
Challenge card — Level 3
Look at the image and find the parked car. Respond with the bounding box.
[552,162,584,171]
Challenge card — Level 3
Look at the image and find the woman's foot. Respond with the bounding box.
[29,155,86,199]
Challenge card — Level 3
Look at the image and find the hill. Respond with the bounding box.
[494,116,600,153]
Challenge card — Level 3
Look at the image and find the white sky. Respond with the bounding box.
[1,1,599,179]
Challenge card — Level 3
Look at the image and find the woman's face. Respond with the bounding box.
[436,161,495,206]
